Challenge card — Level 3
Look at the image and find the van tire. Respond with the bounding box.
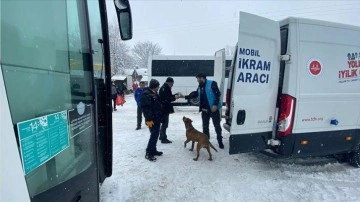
[188,97,200,106]
[348,146,360,168]
[187,91,200,106]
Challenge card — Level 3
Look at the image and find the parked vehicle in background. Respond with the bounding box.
[148,55,231,105]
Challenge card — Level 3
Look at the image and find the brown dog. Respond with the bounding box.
[183,116,217,161]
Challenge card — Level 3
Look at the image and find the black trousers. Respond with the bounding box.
[137,106,143,127]
[146,122,160,153]
[160,113,169,140]
[201,110,222,140]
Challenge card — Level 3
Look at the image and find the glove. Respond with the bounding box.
[146,121,154,128]
[211,105,217,113]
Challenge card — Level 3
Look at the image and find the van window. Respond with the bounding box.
[152,60,214,76]
[225,60,232,78]
[280,28,289,55]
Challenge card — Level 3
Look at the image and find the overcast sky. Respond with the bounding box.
[108,0,360,55]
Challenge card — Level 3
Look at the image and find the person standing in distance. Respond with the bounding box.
[135,81,146,130]
[158,77,182,143]
[185,73,224,149]
[141,79,164,161]
[111,81,118,111]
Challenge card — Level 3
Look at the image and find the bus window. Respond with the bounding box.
[88,1,105,79]
[1,0,98,199]
[152,60,215,77]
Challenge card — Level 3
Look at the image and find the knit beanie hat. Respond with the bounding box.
[149,79,160,89]
[165,77,174,83]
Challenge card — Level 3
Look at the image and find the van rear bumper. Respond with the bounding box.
[229,131,272,154]
[279,129,360,157]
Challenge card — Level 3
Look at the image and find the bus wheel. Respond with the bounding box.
[188,97,200,106]
[349,146,360,168]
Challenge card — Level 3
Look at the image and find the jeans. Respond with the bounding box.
[160,113,169,140]
[201,110,222,140]
[146,122,160,153]
[137,106,143,127]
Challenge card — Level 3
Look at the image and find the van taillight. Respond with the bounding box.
[278,94,296,137]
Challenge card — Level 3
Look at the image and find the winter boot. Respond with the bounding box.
[145,153,157,161]
[152,151,163,156]
[135,126,141,130]
[218,139,224,149]
[161,138,172,144]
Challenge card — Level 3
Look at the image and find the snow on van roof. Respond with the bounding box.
[141,75,148,81]
[112,75,126,81]
[136,68,147,75]
[123,69,135,76]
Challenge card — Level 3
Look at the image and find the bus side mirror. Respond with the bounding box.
[114,0,133,40]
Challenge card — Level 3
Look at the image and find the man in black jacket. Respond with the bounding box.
[185,73,224,149]
[159,77,181,143]
[141,79,164,161]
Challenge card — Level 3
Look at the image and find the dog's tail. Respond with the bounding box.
[209,142,218,152]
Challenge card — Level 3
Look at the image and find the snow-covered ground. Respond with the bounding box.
[100,94,360,202]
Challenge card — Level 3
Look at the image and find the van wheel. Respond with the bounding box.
[348,146,360,168]
[188,97,200,106]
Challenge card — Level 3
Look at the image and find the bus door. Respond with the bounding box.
[90,0,132,184]
[88,0,112,184]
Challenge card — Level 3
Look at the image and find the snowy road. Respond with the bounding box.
[100,95,360,202]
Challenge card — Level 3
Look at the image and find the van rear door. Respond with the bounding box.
[214,49,226,115]
[228,12,281,154]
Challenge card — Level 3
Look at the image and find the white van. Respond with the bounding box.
[148,55,231,105]
[224,12,360,167]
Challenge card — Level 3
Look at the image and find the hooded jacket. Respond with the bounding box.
[140,87,164,122]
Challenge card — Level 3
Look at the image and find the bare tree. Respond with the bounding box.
[109,22,135,75]
[132,41,162,69]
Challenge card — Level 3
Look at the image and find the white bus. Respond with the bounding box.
[1,0,132,201]
[148,55,232,105]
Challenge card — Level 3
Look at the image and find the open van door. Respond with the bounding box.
[214,49,226,115]
[229,12,280,154]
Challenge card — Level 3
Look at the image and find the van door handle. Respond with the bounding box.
[237,110,246,125]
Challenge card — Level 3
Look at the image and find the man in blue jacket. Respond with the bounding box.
[135,81,146,130]
[185,73,224,149]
